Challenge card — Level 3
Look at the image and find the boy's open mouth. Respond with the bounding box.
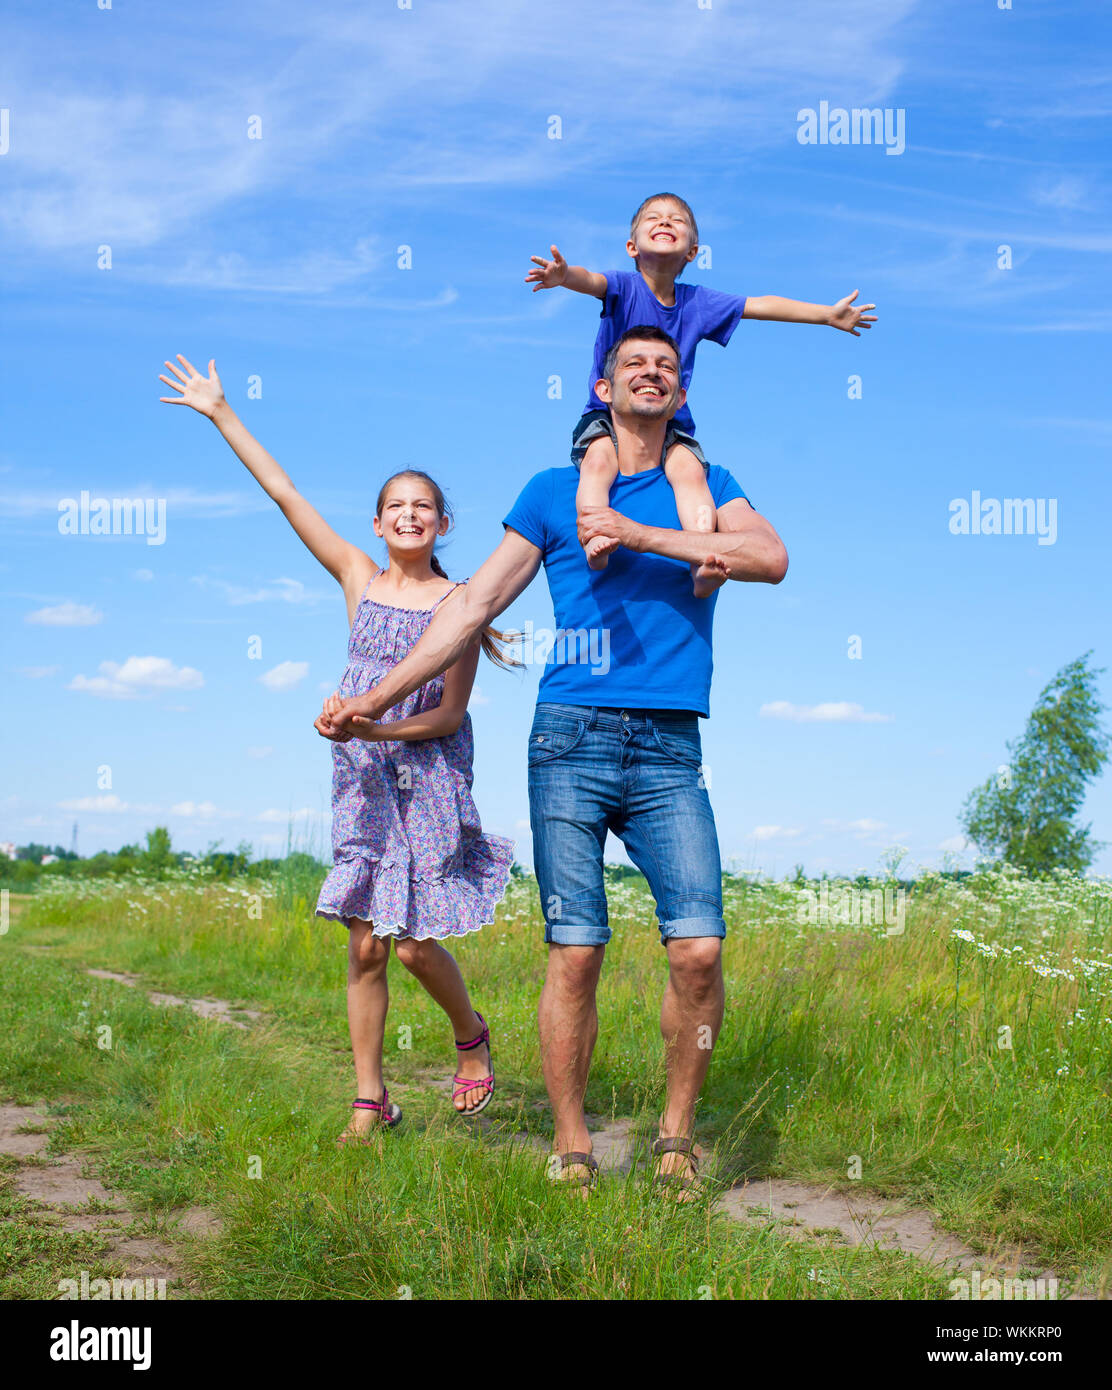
[650,229,677,243]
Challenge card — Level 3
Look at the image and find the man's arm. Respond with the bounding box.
[328,528,543,730]
[744,290,876,337]
[577,498,788,584]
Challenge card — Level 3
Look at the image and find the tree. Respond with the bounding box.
[961,653,1109,874]
[142,826,174,876]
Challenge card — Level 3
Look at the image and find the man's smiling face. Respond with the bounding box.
[627,198,698,267]
[597,339,685,424]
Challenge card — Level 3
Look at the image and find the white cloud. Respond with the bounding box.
[18,665,59,678]
[246,746,274,759]
[1030,175,1087,211]
[191,575,327,606]
[170,801,233,818]
[749,825,803,842]
[256,807,326,823]
[69,655,204,701]
[823,818,889,839]
[260,661,309,691]
[759,701,894,724]
[938,834,970,853]
[133,568,154,582]
[26,601,103,627]
[57,795,130,813]
[470,685,490,707]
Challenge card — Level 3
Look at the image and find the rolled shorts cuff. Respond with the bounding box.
[544,921,611,947]
[659,914,726,943]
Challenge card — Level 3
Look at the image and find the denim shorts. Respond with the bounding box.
[570,409,709,472]
[527,703,725,947]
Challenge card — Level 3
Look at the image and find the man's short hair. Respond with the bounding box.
[603,326,681,383]
[630,193,699,245]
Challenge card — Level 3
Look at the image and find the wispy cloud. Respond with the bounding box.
[26,602,103,627]
[191,575,327,606]
[760,701,894,724]
[259,661,309,691]
[69,655,204,701]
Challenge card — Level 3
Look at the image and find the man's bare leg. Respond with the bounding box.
[658,937,725,1182]
[538,943,606,1183]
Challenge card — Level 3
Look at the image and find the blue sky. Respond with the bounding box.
[2,0,1109,876]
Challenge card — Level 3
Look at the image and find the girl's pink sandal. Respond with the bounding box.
[452,1011,495,1117]
[336,1089,402,1145]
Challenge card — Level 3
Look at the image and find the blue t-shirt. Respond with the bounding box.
[584,271,747,434]
[502,464,748,716]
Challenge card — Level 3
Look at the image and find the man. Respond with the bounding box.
[319,326,787,1192]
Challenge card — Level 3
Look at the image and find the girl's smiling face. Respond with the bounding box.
[372,478,449,557]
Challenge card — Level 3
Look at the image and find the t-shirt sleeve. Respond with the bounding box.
[710,466,751,511]
[600,270,635,321]
[695,285,748,347]
[502,470,554,553]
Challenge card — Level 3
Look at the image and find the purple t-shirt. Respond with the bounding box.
[584,270,747,434]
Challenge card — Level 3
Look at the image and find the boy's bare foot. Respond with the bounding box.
[692,553,730,598]
[586,535,620,570]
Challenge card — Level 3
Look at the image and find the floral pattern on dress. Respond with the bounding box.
[315,577,514,938]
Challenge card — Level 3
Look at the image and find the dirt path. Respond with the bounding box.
[12,944,1099,1298]
[0,1103,222,1297]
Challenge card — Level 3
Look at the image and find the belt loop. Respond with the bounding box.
[586,707,598,730]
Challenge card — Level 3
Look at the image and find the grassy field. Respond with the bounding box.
[2,863,1110,1299]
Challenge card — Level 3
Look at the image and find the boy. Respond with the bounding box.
[526,192,876,595]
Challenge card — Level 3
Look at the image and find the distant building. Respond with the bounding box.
[40,854,59,865]
[0,842,16,861]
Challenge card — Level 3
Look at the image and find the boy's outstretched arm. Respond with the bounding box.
[525,245,607,299]
[744,289,877,337]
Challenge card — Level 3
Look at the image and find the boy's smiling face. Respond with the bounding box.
[626,198,699,270]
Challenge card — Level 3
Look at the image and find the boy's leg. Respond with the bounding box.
[663,441,730,598]
[576,435,622,570]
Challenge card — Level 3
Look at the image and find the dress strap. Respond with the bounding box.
[431,577,467,614]
[358,566,386,606]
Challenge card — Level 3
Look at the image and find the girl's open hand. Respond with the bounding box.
[159,355,226,417]
[525,245,569,292]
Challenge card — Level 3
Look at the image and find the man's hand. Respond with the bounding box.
[525,245,570,292]
[328,690,384,732]
[828,289,877,337]
[315,690,379,741]
[577,505,643,552]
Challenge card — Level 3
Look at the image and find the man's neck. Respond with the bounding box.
[611,413,668,475]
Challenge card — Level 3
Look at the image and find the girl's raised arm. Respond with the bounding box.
[159,354,365,588]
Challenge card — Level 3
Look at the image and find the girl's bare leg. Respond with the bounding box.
[339,919,391,1138]
[393,937,491,1111]
[663,444,729,597]
[577,435,622,569]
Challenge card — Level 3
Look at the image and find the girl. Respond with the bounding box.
[159,354,516,1142]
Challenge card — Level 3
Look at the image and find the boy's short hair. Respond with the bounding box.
[603,325,681,382]
[630,193,699,245]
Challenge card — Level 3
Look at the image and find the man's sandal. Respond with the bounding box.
[650,1136,706,1199]
[549,1151,600,1190]
[336,1089,402,1145]
[452,1010,495,1117]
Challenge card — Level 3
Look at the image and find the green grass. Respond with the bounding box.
[3,865,1110,1299]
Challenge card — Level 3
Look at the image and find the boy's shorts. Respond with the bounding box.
[570,409,709,473]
